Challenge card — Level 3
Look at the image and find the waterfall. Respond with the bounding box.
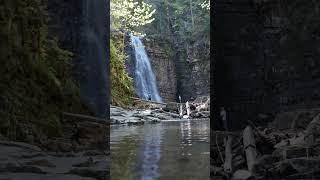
[131,35,162,102]
[79,0,108,118]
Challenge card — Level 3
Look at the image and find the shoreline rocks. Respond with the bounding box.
[0,141,109,180]
[111,104,210,125]
[211,112,320,179]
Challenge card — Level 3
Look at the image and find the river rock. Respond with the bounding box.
[270,110,320,130]
[191,111,210,118]
[127,120,145,125]
[0,141,109,180]
[0,173,97,180]
[232,170,253,180]
[252,155,276,176]
[163,112,180,119]
[111,105,184,125]
[163,102,179,113]
[144,116,161,123]
[68,166,108,180]
[274,158,320,177]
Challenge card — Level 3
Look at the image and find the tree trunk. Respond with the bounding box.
[189,0,194,29]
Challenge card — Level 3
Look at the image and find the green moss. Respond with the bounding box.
[0,0,89,141]
[110,34,134,107]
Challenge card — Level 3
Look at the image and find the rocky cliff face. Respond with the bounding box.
[144,38,177,102]
[142,37,210,103]
[213,0,320,129]
[185,41,210,98]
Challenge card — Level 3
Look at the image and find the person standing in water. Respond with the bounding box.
[220,107,228,131]
[148,93,151,101]
[178,95,183,118]
[186,101,190,117]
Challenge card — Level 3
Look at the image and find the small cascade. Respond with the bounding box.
[131,35,162,102]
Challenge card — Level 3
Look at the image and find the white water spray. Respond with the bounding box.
[131,35,162,102]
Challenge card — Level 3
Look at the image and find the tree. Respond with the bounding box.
[111,0,157,33]
[199,0,210,11]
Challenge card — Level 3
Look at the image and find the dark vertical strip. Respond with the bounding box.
[210,0,215,179]
[106,1,110,180]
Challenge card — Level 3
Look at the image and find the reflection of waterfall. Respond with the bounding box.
[141,125,162,180]
[131,35,162,102]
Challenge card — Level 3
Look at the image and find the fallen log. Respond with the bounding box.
[130,97,167,105]
[224,135,233,173]
[243,126,257,172]
[62,112,109,124]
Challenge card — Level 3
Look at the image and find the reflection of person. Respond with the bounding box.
[178,95,182,118]
[220,107,228,131]
[148,94,151,101]
[186,101,190,117]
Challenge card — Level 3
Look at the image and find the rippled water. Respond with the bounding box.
[111,119,210,180]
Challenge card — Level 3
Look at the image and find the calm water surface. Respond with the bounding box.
[111,119,210,180]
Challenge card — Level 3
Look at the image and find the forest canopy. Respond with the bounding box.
[111,0,157,33]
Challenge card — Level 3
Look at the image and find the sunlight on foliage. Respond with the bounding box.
[199,0,210,10]
[110,0,157,107]
[111,0,156,31]
[110,37,134,107]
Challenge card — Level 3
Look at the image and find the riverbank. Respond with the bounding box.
[111,105,210,125]
[111,96,210,125]
[0,114,109,180]
[211,109,320,179]
[0,140,109,180]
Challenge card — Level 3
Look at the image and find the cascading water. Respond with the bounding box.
[79,0,108,118]
[131,35,162,102]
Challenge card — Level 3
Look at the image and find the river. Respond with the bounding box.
[110,119,210,180]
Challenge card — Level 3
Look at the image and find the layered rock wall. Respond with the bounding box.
[144,38,177,102]
[142,37,210,102]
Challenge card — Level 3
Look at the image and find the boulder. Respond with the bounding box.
[0,173,96,180]
[127,120,144,125]
[144,117,160,124]
[305,113,320,144]
[270,110,320,130]
[252,155,276,175]
[163,102,179,113]
[232,170,253,180]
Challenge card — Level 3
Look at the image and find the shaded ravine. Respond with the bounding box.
[111,119,210,180]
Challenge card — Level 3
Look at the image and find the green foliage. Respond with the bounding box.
[110,0,156,107]
[111,0,157,34]
[199,0,210,10]
[110,35,134,107]
[141,0,210,65]
[144,0,210,42]
[0,0,89,141]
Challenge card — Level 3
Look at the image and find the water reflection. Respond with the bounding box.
[140,125,163,180]
[111,119,209,180]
